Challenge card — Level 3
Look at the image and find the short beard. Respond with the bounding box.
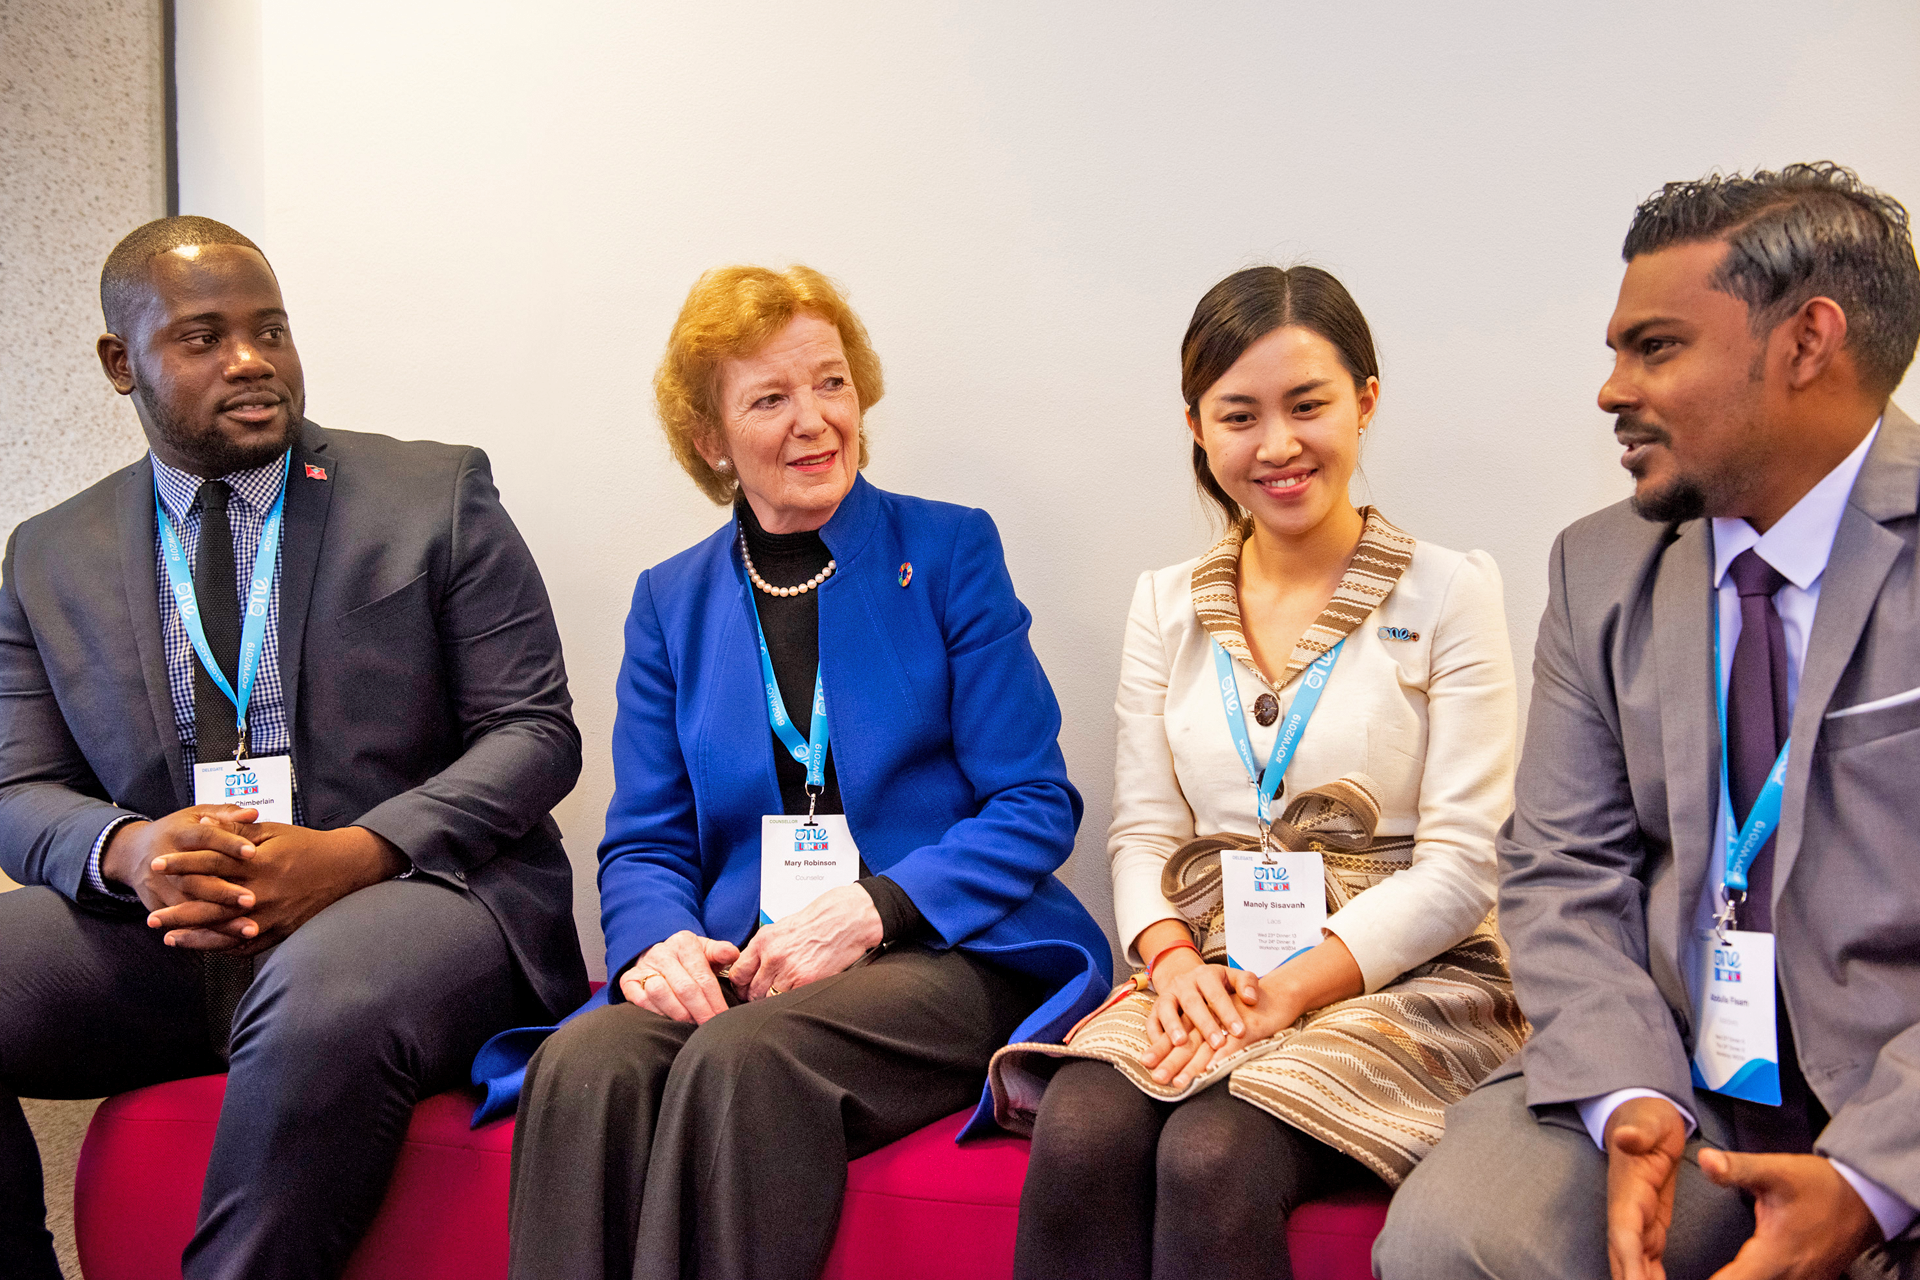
[1630,475,1709,524]
[1618,411,1722,526]
[136,383,296,476]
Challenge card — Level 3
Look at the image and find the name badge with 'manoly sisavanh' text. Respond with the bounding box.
[1222,846,1326,974]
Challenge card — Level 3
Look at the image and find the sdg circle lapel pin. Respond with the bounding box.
[898,562,913,588]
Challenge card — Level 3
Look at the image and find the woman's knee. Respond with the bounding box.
[1154,1119,1245,1209]
[1155,1088,1307,1216]
[670,998,823,1082]
[1026,1062,1160,1190]
[526,1003,684,1100]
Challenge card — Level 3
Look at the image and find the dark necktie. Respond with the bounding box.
[1725,548,1789,933]
[193,481,242,764]
[1722,547,1822,1151]
[191,479,255,1058]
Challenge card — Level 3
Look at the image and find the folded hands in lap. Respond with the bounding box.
[1136,926,1363,1089]
[1603,1095,1882,1280]
[1141,951,1301,1088]
[623,883,884,1024]
[620,931,741,1024]
[103,805,407,956]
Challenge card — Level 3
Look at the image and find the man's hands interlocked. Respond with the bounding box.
[101,804,407,955]
[1604,1096,1883,1280]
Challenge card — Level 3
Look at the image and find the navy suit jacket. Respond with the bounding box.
[0,421,589,1020]
[474,476,1112,1133]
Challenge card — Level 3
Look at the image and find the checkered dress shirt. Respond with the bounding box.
[86,450,295,897]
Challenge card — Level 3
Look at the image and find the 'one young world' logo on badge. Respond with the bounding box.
[1252,863,1290,893]
[1714,947,1743,983]
[224,770,261,799]
[793,826,830,853]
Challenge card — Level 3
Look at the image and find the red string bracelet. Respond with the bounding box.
[1145,938,1200,988]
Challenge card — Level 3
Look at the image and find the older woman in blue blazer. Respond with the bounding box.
[487,265,1111,1280]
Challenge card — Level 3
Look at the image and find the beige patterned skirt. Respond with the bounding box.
[987,776,1528,1187]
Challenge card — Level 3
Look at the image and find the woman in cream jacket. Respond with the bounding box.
[1010,266,1519,1280]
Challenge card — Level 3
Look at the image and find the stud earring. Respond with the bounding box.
[714,458,734,474]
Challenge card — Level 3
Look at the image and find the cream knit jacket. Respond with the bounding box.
[1107,513,1518,991]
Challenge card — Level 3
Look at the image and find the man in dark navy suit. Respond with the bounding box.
[0,216,588,1280]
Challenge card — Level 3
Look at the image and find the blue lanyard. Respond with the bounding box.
[1212,638,1343,828]
[746,598,830,792]
[1712,606,1790,899]
[155,453,290,761]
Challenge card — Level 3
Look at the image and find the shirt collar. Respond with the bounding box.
[1711,417,1881,592]
[151,450,291,525]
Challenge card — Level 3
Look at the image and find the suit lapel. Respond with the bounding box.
[277,425,336,737]
[1652,517,1716,970]
[1773,405,1920,909]
[116,458,189,805]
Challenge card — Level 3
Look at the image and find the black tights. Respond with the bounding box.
[1013,1059,1371,1280]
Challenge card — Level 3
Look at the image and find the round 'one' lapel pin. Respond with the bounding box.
[898,562,913,588]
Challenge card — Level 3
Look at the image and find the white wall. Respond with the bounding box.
[178,0,1920,976]
[174,0,264,236]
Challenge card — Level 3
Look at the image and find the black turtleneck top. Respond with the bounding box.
[736,498,926,944]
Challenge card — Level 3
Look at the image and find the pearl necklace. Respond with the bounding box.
[740,534,836,597]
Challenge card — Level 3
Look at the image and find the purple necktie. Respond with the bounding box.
[1723,548,1822,1151]
[1725,548,1789,933]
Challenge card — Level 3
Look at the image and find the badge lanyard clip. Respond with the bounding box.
[1710,608,1790,942]
[747,596,831,818]
[155,453,291,766]
[1213,638,1343,854]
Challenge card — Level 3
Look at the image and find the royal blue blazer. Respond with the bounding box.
[473,477,1113,1134]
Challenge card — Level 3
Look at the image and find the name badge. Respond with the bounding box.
[759,813,859,925]
[192,754,294,823]
[1690,929,1781,1105]
[1222,846,1326,974]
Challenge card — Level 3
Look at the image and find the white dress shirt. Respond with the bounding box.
[1575,419,1914,1241]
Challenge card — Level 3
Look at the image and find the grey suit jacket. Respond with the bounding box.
[1500,402,1920,1211]
[0,420,589,1019]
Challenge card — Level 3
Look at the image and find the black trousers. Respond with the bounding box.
[0,880,524,1280]
[508,945,1039,1280]
[1014,1058,1373,1280]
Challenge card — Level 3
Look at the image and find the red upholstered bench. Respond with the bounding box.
[75,1077,1389,1279]
[821,1109,1389,1280]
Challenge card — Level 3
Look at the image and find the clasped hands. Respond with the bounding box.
[620,883,883,1024]
[1139,949,1304,1088]
[1604,1095,1882,1280]
[101,803,406,955]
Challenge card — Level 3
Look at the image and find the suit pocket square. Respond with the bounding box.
[1825,684,1920,719]
[1819,683,1920,755]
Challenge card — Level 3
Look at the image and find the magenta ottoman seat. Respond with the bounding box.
[75,1075,514,1280]
[75,1078,1389,1279]
[821,1108,1389,1280]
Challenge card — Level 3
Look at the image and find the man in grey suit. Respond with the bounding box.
[1377,164,1920,1280]
[0,217,588,1279]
